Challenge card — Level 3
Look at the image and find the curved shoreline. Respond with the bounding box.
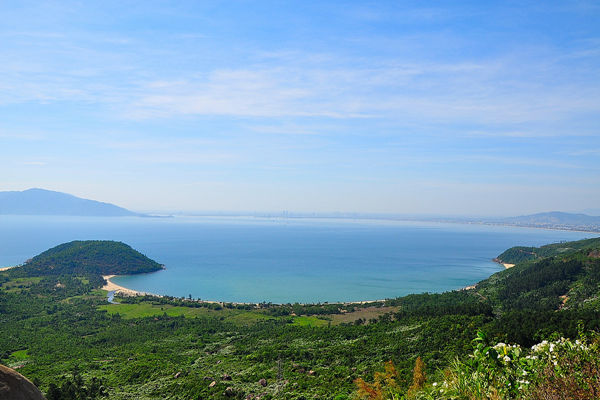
[100,274,389,305]
[101,275,155,297]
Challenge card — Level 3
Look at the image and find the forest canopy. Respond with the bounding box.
[11,240,163,277]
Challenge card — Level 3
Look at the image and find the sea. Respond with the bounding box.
[0,215,597,304]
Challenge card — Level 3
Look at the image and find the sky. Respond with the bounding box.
[1,1,599,216]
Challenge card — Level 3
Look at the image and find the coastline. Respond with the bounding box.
[492,258,515,269]
[0,266,15,272]
[102,275,153,296]
[100,273,388,306]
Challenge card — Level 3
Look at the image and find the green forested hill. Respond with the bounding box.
[1,237,600,399]
[11,240,163,276]
[481,237,600,313]
[496,236,600,264]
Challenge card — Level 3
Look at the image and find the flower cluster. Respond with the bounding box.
[420,331,600,400]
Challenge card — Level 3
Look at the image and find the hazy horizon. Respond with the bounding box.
[2,1,599,215]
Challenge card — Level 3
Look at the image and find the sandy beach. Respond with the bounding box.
[0,266,15,272]
[502,263,515,269]
[102,275,149,296]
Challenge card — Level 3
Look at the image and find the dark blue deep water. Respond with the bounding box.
[0,216,596,303]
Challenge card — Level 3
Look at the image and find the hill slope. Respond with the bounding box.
[15,240,164,276]
[476,237,600,313]
[496,237,600,264]
[0,188,138,216]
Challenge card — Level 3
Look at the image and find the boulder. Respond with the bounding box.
[0,364,46,400]
[258,378,267,387]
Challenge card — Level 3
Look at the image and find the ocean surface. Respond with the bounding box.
[0,215,597,303]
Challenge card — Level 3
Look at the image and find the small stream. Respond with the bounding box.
[107,290,119,304]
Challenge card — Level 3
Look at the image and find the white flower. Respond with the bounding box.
[433,382,437,387]
[503,355,511,362]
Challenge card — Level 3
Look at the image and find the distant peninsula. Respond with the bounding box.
[0,188,140,217]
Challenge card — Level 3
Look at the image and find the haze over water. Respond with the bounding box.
[0,215,596,303]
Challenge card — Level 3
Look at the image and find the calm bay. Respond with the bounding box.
[0,215,596,303]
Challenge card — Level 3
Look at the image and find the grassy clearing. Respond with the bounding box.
[75,276,90,284]
[291,316,330,327]
[330,306,399,325]
[0,277,43,292]
[10,349,29,360]
[98,303,210,318]
[97,302,277,325]
[6,349,30,369]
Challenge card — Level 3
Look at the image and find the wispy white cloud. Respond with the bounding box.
[21,161,46,166]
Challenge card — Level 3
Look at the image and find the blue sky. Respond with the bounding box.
[1,1,599,215]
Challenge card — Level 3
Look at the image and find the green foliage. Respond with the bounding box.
[46,369,107,400]
[478,249,600,315]
[10,240,163,277]
[421,331,600,400]
[497,237,600,264]
[1,236,600,398]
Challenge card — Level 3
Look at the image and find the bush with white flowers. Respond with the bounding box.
[418,329,600,400]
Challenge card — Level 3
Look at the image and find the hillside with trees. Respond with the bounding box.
[496,237,600,264]
[1,237,599,399]
[9,240,163,277]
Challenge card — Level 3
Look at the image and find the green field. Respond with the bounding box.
[2,237,600,399]
[0,276,42,292]
[98,301,277,325]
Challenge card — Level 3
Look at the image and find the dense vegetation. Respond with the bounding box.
[1,237,599,399]
[358,330,600,399]
[9,240,164,277]
[496,237,600,264]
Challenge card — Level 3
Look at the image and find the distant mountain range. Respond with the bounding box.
[0,188,139,217]
[0,189,598,232]
[497,211,600,230]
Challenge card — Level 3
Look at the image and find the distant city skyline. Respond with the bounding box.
[1,1,599,215]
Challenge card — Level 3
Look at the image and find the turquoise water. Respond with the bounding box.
[0,215,596,303]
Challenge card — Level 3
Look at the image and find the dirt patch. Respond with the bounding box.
[331,306,398,325]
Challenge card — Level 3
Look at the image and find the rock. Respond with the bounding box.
[307,370,316,376]
[258,378,267,387]
[174,372,181,379]
[224,386,234,396]
[0,364,46,400]
[298,368,305,373]
[203,376,213,380]
[209,381,217,388]
[222,373,232,381]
